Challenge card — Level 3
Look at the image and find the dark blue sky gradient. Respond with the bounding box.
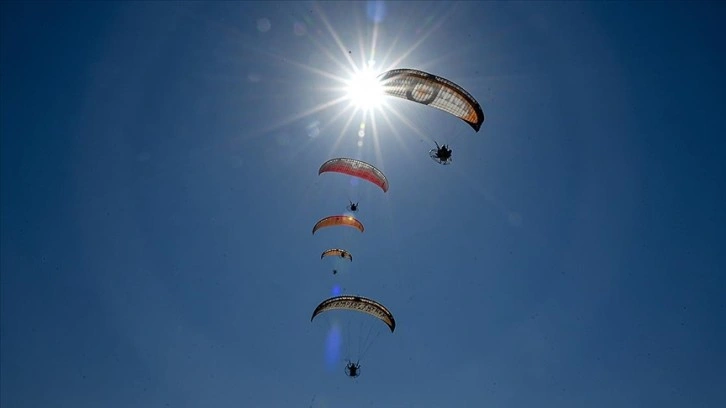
[2,2,725,407]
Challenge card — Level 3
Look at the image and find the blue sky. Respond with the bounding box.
[1,1,725,407]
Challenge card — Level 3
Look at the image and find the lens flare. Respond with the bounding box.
[324,323,342,370]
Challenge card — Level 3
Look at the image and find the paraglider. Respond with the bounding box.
[312,215,364,235]
[430,141,452,165]
[319,158,389,193]
[311,295,396,378]
[347,200,359,212]
[377,68,485,132]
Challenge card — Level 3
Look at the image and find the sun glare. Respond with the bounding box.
[250,4,449,161]
[345,63,384,111]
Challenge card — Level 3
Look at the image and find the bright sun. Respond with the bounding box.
[345,64,384,111]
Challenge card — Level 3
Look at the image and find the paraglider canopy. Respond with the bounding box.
[312,215,365,235]
[377,68,485,132]
[311,295,396,332]
[321,248,353,262]
[319,158,389,193]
